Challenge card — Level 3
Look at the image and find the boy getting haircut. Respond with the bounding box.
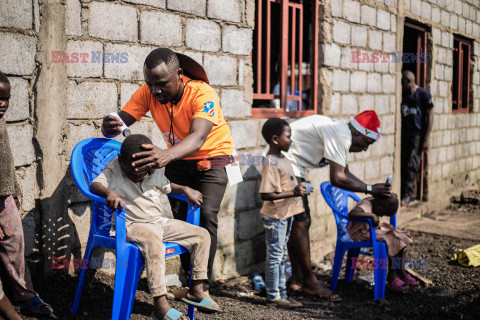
[91,134,220,319]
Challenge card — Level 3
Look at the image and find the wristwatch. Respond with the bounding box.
[366,184,372,193]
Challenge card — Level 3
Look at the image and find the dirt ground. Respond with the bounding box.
[14,191,480,320]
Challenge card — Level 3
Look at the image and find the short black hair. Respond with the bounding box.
[119,134,152,161]
[144,48,179,71]
[0,71,9,85]
[371,194,399,216]
[261,118,290,144]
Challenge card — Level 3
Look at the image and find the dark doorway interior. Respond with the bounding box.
[401,21,429,202]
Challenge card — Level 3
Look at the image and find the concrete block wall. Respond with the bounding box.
[404,0,480,196]
[0,0,40,257]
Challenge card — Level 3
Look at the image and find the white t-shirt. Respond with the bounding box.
[284,115,352,178]
[93,158,172,224]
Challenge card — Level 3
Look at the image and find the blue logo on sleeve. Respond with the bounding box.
[203,101,215,116]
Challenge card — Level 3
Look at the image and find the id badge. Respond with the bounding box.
[225,163,243,185]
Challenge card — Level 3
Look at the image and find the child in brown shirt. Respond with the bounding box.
[259,118,306,309]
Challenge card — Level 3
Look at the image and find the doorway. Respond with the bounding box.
[401,21,429,202]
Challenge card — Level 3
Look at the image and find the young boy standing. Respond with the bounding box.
[91,134,220,320]
[259,118,306,309]
[0,71,52,317]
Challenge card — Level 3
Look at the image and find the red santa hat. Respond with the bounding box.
[349,110,381,140]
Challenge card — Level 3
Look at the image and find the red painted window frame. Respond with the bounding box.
[451,36,472,114]
[252,0,319,118]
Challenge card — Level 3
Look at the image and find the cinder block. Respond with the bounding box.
[359,94,374,110]
[167,0,205,16]
[421,2,431,20]
[441,10,449,26]
[0,0,32,29]
[368,30,383,51]
[351,25,367,47]
[374,94,389,115]
[125,0,165,8]
[360,5,376,27]
[333,69,350,92]
[341,46,357,69]
[411,0,421,14]
[104,43,153,81]
[222,25,252,55]
[7,124,35,167]
[120,83,141,108]
[229,120,258,149]
[0,33,37,75]
[323,43,341,67]
[236,208,263,240]
[458,17,465,32]
[207,0,241,22]
[66,40,103,78]
[66,0,81,36]
[450,14,458,30]
[350,71,367,93]
[380,115,395,134]
[342,94,358,115]
[382,74,395,93]
[67,81,117,119]
[367,73,382,93]
[331,0,343,17]
[141,11,182,47]
[383,33,396,52]
[331,93,341,115]
[343,0,360,23]
[221,89,251,118]
[185,19,221,52]
[333,20,350,45]
[89,2,137,42]
[5,77,29,122]
[66,123,99,160]
[245,0,255,27]
[203,54,237,86]
[377,10,390,31]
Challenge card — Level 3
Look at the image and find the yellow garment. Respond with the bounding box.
[451,244,480,267]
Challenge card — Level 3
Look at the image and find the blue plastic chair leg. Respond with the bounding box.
[344,248,360,283]
[330,242,345,291]
[71,241,96,314]
[112,248,144,320]
[187,263,195,320]
[373,243,387,300]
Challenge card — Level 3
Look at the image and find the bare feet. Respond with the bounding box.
[300,284,342,301]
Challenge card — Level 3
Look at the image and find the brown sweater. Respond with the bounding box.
[0,118,15,197]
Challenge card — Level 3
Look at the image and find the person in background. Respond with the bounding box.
[285,110,390,301]
[400,70,434,206]
[0,71,53,316]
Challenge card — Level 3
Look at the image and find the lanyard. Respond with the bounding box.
[167,79,192,146]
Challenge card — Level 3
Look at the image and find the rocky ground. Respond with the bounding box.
[14,190,480,320]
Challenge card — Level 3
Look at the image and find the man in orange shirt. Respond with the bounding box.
[101,48,234,293]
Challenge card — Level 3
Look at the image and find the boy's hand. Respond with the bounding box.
[370,214,379,227]
[105,190,126,211]
[101,115,123,137]
[184,187,203,209]
[0,225,5,240]
[293,183,307,196]
[371,183,391,197]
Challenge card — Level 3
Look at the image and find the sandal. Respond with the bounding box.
[181,296,221,313]
[300,285,342,302]
[151,308,190,320]
[401,274,420,286]
[266,297,299,309]
[386,277,409,292]
[17,295,53,316]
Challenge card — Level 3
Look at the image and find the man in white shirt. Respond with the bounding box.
[285,110,391,300]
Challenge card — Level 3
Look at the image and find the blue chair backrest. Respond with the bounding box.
[320,181,361,242]
[71,138,122,237]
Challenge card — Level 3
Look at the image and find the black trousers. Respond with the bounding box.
[165,159,228,289]
[401,134,423,199]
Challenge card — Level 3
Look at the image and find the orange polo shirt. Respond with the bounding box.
[122,76,234,160]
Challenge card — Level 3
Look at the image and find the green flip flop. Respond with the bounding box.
[181,296,222,312]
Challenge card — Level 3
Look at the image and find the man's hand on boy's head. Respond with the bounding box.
[294,183,307,196]
[371,183,391,197]
[131,144,171,171]
[184,187,203,209]
[105,190,126,211]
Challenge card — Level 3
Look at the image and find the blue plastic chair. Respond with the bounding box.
[320,181,397,300]
[70,138,197,320]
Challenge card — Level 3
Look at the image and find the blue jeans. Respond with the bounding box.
[263,215,293,301]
